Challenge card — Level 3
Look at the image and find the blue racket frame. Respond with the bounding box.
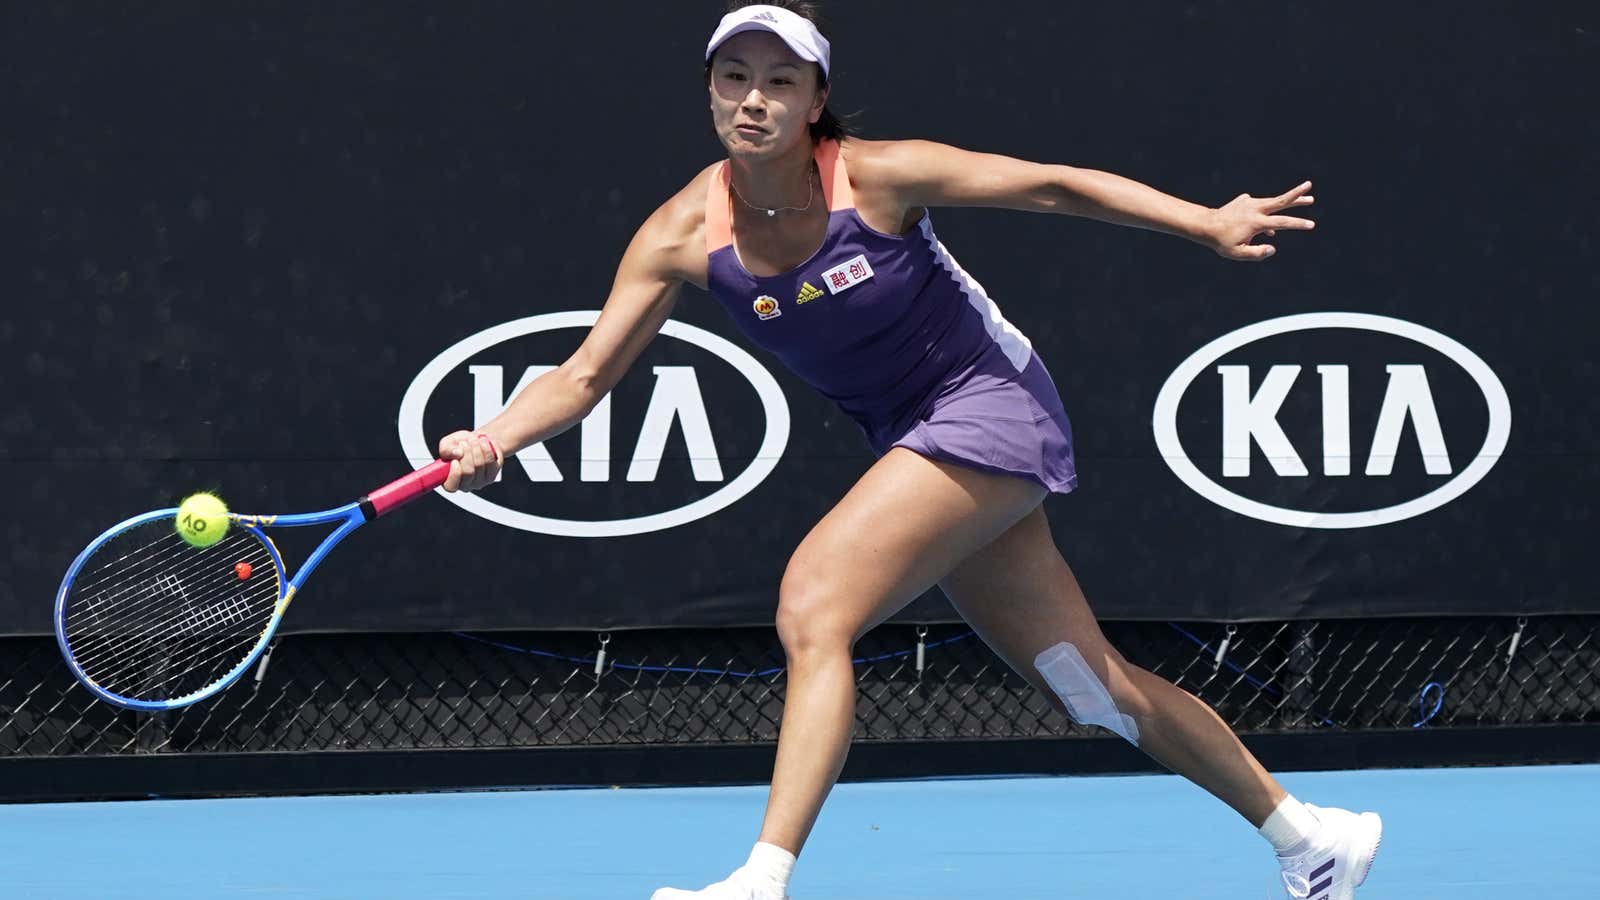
[54,502,370,711]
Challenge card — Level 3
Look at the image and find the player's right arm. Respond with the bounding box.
[439,166,715,492]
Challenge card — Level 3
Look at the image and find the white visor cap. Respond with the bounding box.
[705,5,831,79]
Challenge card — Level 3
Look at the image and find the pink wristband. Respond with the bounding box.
[474,433,502,462]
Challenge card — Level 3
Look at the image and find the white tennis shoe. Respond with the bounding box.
[1276,803,1383,899]
[651,869,788,900]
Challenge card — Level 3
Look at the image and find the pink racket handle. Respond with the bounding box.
[363,435,501,519]
[364,460,453,518]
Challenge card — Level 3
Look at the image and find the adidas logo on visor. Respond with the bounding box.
[752,11,778,22]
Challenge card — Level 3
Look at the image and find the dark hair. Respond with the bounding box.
[708,0,857,142]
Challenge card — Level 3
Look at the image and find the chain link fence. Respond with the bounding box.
[1,616,1595,758]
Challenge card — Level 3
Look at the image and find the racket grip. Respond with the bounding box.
[364,459,453,518]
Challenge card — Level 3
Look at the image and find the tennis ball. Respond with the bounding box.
[176,492,230,548]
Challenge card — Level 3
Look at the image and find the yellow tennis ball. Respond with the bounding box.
[176,492,230,548]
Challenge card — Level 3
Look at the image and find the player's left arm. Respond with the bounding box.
[852,138,1315,263]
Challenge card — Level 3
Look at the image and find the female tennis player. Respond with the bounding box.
[439,4,1380,898]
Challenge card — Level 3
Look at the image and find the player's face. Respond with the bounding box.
[708,32,826,158]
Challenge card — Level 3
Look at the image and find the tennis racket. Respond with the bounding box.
[54,457,461,710]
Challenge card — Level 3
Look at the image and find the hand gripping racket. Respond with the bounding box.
[54,458,459,710]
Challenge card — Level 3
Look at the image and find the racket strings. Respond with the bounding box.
[70,530,198,597]
[77,619,264,688]
[67,547,274,660]
[94,629,265,703]
[70,580,273,692]
[69,531,248,624]
[65,534,269,652]
[70,565,278,699]
[62,519,282,703]
[69,550,277,685]
[68,568,269,680]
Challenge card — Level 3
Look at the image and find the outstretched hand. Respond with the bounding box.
[1206,181,1316,262]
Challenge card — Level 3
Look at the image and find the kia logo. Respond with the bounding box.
[1152,312,1511,528]
[398,311,791,537]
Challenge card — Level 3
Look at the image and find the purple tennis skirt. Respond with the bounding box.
[867,350,1078,495]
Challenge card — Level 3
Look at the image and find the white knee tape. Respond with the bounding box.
[1034,642,1140,745]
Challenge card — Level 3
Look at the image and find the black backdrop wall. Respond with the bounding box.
[3,3,1596,634]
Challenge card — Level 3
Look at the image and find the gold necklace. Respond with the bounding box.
[730,169,815,217]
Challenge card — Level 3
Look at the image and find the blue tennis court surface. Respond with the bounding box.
[3,764,1591,898]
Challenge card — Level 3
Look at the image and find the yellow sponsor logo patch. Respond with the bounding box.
[753,295,781,321]
[796,282,824,304]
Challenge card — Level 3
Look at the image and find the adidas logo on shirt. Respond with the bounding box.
[796,282,824,304]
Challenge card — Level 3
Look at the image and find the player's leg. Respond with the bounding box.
[652,449,1046,899]
[938,506,1381,898]
[940,506,1283,818]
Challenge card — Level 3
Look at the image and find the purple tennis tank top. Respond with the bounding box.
[704,140,1077,493]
